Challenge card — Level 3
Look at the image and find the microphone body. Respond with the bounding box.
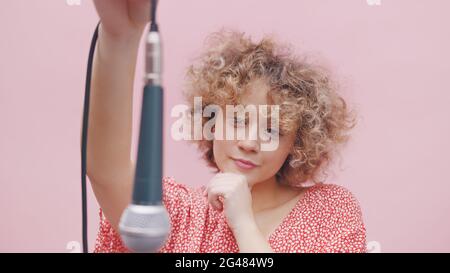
[119,29,170,253]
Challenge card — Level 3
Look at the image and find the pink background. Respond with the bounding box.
[1,0,449,252]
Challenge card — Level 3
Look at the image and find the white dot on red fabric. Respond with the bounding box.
[93,176,366,253]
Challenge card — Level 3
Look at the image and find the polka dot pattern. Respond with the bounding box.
[94,176,366,253]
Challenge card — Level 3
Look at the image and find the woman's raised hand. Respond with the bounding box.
[93,0,152,38]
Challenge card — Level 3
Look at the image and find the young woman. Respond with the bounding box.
[89,0,366,253]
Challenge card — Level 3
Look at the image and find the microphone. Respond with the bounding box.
[118,0,170,253]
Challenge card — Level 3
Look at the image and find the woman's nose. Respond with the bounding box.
[238,139,259,152]
[237,123,259,152]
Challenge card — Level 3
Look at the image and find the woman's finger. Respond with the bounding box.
[207,187,229,210]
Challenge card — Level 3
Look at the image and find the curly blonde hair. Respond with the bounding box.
[182,28,357,187]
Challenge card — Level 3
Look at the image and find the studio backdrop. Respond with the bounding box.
[1,0,449,252]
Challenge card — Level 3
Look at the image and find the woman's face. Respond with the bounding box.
[212,78,297,186]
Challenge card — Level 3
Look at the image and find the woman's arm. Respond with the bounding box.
[204,173,275,252]
[233,219,275,253]
[86,0,151,232]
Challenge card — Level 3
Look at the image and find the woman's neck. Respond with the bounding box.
[250,176,302,214]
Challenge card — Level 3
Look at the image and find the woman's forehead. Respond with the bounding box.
[240,79,271,106]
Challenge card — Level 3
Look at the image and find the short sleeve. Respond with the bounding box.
[319,185,367,253]
[161,176,193,223]
[93,176,195,253]
[158,176,199,252]
[93,208,130,253]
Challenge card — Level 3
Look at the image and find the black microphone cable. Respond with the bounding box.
[81,20,100,254]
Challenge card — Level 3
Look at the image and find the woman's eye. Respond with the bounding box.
[233,117,246,127]
[266,128,281,136]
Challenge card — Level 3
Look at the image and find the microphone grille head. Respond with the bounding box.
[119,204,170,253]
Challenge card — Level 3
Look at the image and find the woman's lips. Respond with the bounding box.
[233,158,258,170]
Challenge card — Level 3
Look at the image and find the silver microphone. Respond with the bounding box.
[118,0,170,253]
[119,204,169,253]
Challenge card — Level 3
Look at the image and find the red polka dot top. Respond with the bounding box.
[94,176,366,253]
